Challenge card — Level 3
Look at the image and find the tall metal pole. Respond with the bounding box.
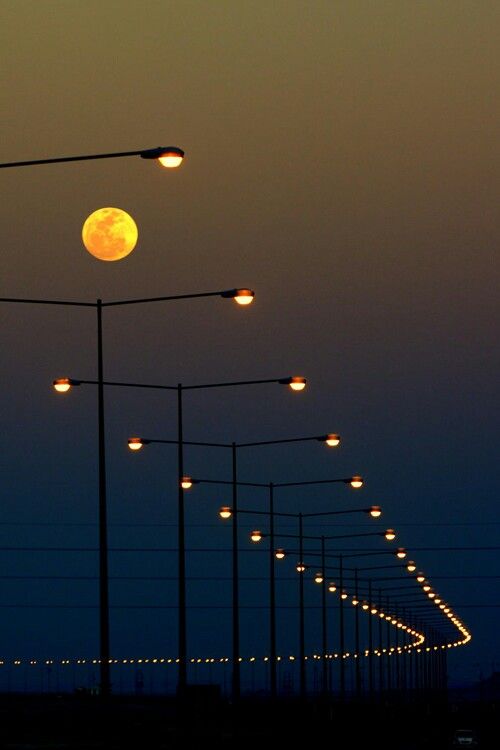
[269,483,277,699]
[97,299,110,697]
[299,513,306,699]
[378,589,384,698]
[368,579,374,702]
[232,442,240,702]
[386,596,392,694]
[177,384,187,693]
[354,568,361,700]
[321,537,328,697]
[339,554,345,701]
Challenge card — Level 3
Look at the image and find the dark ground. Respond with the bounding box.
[0,692,496,748]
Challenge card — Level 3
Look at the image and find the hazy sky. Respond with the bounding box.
[0,1,499,689]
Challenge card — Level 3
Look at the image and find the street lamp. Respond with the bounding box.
[0,145,185,169]
[9,285,256,697]
[124,403,314,699]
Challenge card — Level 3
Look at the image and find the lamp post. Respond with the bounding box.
[200,475,367,700]
[0,145,185,169]
[127,400,315,697]
[4,286,255,696]
[251,523,390,700]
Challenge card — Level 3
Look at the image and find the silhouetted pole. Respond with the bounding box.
[299,513,306,699]
[395,604,400,693]
[368,578,374,702]
[269,483,277,699]
[232,442,240,702]
[177,384,187,693]
[354,568,361,699]
[97,300,110,697]
[321,536,328,697]
[386,596,392,694]
[339,554,345,701]
[378,589,384,698]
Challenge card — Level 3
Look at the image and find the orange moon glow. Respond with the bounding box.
[82,207,138,261]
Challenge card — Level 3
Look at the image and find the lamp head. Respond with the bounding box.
[219,506,232,519]
[250,530,262,543]
[323,433,340,447]
[53,378,79,393]
[278,376,307,392]
[395,547,406,559]
[384,528,396,541]
[140,146,184,168]
[128,437,148,451]
[349,476,363,489]
[369,505,382,518]
[220,288,255,305]
[314,573,324,584]
[275,548,285,560]
[406,561,417,573]
[296,562,306,573]
[180,476,193,490]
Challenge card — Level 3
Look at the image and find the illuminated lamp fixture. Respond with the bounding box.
[406,561,417,573]
[53,378,79,393]
[220,288,255,306]
[349,476,364,489]
[323,433,340,447]
[278,376,307,392]
[395,547,406,559]
[180,476,193,490]
[351,597,359,606]
[250,530,262,543]
[384,529,396,541]
[296,562,306,573]
[219,506,232,519]
[275,548,285,560]
[128,437,148,451]
[328,583,337,593]
[314,573,324,584]
[369,505,382,518]
[361,602,369,611]
[140,146,184,168]
[422,584,431,592]
[416,573,425,583]
[340,591,348,600]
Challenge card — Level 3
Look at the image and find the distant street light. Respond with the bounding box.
[0,145,185,170]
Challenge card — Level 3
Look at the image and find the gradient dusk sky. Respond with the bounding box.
[0,1,499,689]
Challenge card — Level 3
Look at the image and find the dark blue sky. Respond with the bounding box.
[0,1,498,689]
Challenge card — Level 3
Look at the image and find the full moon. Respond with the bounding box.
[82,207,138,261]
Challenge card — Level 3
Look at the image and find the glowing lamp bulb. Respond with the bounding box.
[407,561,416,573]
[275,548,285,560]
[157,148,184,168]
[350,476,363,489]
[219,506,232,519]
[395,548,406,559]
[325,433,340,447]
[314,573,324,584]
[384,529,396,541]
[422,584,431,592]
[416,574,425,583]
[53,378,72,393]
[362,603,369,611]
[180,477,193,490]
[341,592,348,600]
[289,376,306,392]
[128,438,143,451]
[328,583,337,593]
[369,505,382,518]
[233,289,255,306]
[250,530,262,543]
[351,598,359,606]
[428,592,436,599]
[296,563,306,573]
